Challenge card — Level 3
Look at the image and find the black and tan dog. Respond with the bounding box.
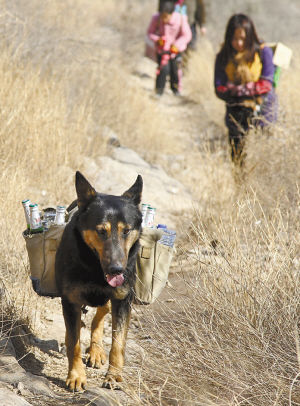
[55,171,143,391]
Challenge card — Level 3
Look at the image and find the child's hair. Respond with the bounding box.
[159,1,175,14]
[218,14,261,67]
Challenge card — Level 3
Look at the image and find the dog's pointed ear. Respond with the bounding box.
[122,175,143,206]
[75,171,96,209]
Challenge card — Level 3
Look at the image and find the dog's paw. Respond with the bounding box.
[102,373,123,390]
[86,343,106,368]
[66,368,87,392]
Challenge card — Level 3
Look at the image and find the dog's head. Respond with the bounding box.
[75,171,143,288]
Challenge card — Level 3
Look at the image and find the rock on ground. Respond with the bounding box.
[82,144,194,229]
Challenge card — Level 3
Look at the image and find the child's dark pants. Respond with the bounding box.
[226,105,254,163]
[156,54,181,95]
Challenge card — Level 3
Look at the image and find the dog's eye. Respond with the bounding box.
[97,229,107,238]
[123,228,131,236]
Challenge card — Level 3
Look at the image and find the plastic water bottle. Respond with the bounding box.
[141,203,149,227]
[43,208,56,228]
[158,226,176,248]
[55,206,66,225]
[145,207,156,228]
[29,204,44,233]
[22,199,31,230]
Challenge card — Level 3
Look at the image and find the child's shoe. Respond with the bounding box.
[172,89,181,97]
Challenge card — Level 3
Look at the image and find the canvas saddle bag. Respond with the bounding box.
[23,225,64,297]
[134,228,173,304]
[23,223,174,304]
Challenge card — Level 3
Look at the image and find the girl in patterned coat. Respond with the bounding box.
[214,14,278,163]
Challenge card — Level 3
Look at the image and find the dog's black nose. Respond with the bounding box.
[108,265,124,275]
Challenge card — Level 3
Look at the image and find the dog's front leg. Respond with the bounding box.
[62,298,86,391]
[102,298,131,389]
[86,301,111,368]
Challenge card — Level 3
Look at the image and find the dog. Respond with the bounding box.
[55,171,143,391]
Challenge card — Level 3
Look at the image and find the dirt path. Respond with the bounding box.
[134,54,223,152]
[19,260,195,406]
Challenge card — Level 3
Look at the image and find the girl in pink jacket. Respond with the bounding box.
[147,1,192,96]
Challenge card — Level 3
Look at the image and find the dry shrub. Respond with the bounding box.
[127,191,300,405]
[244,50,300,212]
[184,38,225,126]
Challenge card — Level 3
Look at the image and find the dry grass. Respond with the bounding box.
[129,186,300,404]
[124,47,300,405]
[0,1,300,405]
[0,0,168,284]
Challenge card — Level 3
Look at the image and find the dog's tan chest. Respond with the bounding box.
[112,285,130,300]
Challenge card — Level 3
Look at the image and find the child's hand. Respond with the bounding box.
[226,82,235,91]
[216,85,229,94]
[227,82,255,97]
[200,26,207,35]
[157,37,165,47]
[236,82,255,96]
[170,45,179,54]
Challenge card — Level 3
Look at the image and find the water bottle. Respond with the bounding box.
[43,208,56,227]
[54,206,66,225]
[29,204,44,233]
[145,207,156,228]
[158,226,176,248]
[141,203,149,227]
[22,199,31,230]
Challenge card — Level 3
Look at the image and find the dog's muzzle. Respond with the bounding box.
[106,266,125,288]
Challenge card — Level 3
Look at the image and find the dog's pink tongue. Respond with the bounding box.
[106,274,124,287]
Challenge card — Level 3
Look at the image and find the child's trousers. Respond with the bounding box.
[156,54,182,95]
[226,105,253,163]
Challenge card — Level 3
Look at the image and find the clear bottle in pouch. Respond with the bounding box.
[29,204,44,233]
[22,199,31,230]
[141,203,149,227]
[145,207,156,228]
[55,206,66,225]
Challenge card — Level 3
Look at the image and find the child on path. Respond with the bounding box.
[176,0,207,50]
[147,1,192,96]
[214,14,278,164]
[159,0,207,48]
